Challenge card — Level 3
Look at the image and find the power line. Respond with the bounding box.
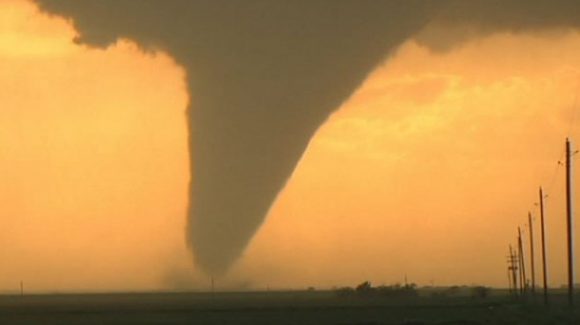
[566,76,580,138]
[545,148,565,197]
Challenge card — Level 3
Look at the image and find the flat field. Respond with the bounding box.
[0,290,579,324]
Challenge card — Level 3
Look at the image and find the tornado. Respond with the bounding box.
[36,0,580,276]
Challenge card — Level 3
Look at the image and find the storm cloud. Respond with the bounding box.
[35,0,580,276]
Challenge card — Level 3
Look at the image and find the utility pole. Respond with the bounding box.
[508,245,519,296]
[518,227,527,295]
[528,212,536,295]
[539,186,549,305]
[566,138,575,306]
[506,266,510,293]
[506,247,512,295]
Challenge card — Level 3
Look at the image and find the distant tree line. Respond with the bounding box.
[429,285,490,299]
[335,281,418,298]
[335,282,491,299]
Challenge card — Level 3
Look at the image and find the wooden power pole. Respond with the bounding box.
[518,227,527,295]
[528,212,536,295]
[508,245,519,295]
[539,186,549,305]
[507,267,512,294]
[566,138,575,306]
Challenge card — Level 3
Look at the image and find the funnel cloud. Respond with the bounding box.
[35,0,580,276]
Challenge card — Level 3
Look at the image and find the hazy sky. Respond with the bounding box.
[3,0,580,292]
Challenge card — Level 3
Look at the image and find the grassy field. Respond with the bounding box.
[1,290,579,324]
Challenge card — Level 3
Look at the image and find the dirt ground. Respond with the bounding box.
[0,290,579,324]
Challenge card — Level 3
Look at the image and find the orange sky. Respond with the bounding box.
[0,0,190,292]
[236,33,580,289]
[3,0,580,292]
